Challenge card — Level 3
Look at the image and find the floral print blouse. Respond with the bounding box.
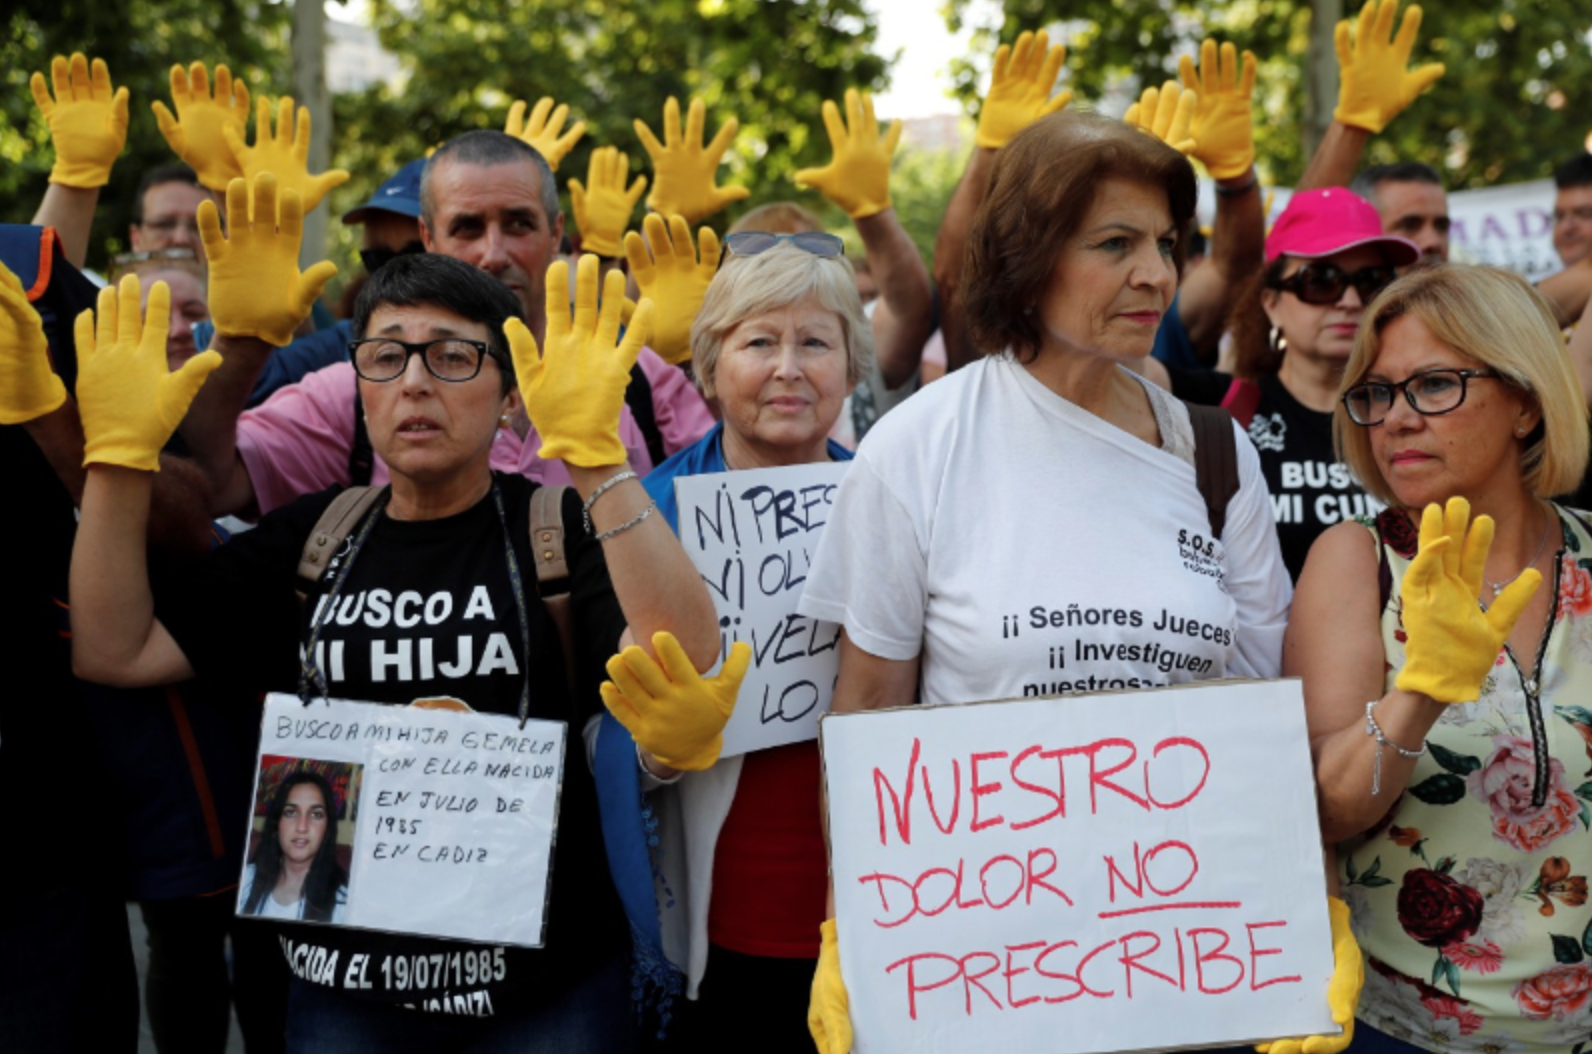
[1341,505,1592,1054]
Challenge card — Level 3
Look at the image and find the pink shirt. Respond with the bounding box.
[237,350,712,516]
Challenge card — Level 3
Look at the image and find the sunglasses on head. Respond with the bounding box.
[1269,262,1397,305]
[723,230,845,259]
[359,241,426,275]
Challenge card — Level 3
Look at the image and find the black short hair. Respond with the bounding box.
[1555,153,1592,191]
[352,254,524,393]
[420,131,559,228]
[132,164,200,224]
[1350,162,1443,205]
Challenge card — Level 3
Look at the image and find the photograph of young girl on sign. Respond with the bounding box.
[239,762,355,924]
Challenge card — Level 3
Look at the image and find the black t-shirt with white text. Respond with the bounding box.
[1172,370,1383,580]
[160,475,627,1015]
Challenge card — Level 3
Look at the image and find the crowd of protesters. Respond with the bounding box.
[7,3,1592,1053]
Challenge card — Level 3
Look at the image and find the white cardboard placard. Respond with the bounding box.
[675,462,849,756]
[822,679,1338,1054]
[239,693,564,947]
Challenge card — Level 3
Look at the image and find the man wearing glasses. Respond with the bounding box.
[128,164,211,262]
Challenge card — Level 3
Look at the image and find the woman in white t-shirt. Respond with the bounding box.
[798,110,1346,1052]
[239,770,349,924]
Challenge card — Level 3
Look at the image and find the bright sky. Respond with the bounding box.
[869,0,1001,119]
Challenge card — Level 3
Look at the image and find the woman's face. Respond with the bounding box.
[1036,177,1178,364]
[1262,246,1389,364]
[1367,314,1537,509]
[139,269,209,372]
[713,293,853,463]
[357,303,519,487]
[278,783,329,866]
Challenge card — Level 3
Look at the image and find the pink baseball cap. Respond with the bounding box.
[1265,187,1420,266]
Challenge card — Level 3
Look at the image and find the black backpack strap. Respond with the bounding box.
[349,386,374,487]
[624,362,667,469]
[296,487,384,600]
[528,485,576,692]
[1187,402,1240,541]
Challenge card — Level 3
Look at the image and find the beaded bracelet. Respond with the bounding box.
[1365,699,1426,796]
[581,469,637,535]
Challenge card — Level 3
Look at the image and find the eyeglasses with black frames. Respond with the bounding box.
[349,338,498,383]
[1341,368,1500,426]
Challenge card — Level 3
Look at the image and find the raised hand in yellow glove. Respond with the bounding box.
[1256,897,1362,1054]
[1395,497,1540,704]
[793,89,902,220]
[570,147,647,258]
[975,30,1072,150]
[1123,81,1199,156]
[223,97,349,214]
[30,53,130,188]
[199,174,339,346]
[505,96,587,172]
[623,214,719,366]
[634,97,750,225]
[1178,39,1257,180]
[600,632,750,771]
[1333,0,1445,134]
[809,919,853,1054]
[0,263,67,425]
[506,255,654,467]
[74,276,221,471]
[152,62,251,191]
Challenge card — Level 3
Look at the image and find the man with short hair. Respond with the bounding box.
[186,132,711,518]
[127,164,210,258]
[1553,152,1592,269]
[1350,161,1451,264]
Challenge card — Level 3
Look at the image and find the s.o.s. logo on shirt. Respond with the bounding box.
[1176,527,1226,587]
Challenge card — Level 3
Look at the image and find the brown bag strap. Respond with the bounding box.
[528,485,576,693]
[296,486,386,599]
[1186,402,1240,541]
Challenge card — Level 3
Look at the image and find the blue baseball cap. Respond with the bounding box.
[342,159,426,225]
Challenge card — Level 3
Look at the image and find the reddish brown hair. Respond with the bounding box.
[962,110,1197,361]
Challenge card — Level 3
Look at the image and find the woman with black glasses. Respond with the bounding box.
[1158,188,1421,580]
[1287,265,1592,1054]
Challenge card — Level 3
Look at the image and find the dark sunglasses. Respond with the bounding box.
[359,241,426,275]
[1270,263,1397,306]
[723,231,845,259]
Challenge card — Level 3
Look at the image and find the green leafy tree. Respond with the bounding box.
[942,0,1592,190]
[2,0,291,269]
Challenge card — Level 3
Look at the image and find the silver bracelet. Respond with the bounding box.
[595,501,656,542]
[582,469,637,534]
[637,742,684,787]
[1365,699,1426,796]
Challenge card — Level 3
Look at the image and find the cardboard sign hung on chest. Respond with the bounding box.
[820,678,1338,1054]
[237,693,564,947]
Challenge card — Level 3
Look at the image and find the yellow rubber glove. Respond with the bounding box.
[74,276,221,471]
[1255,897,1363,1054]
[974,30,1073,150]
[504,96,587,172]
[623,214,720,367]
[0,263,67,425]
[223,97,350,215]
[30,53,130,188]
[1333,0,1445,134]
[1395,497,1540,704]
[809,919,853,1054]
[152,62,251,192]
[600,633,751,772]
[505,255,654,468]
[199,174,339,346]
[634,97,750,225]
[569,147,647,258]
[1178,39,1257,180]
[793,88,902,220]
[1123,81,1199,156]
